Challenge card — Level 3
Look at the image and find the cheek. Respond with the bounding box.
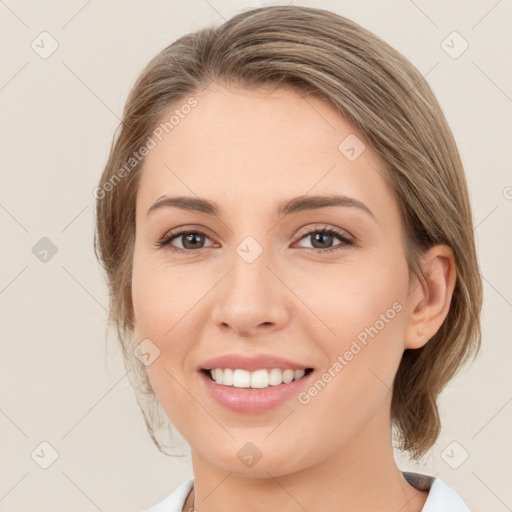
[309,255,409,384]
[131,256,209,341]
[293,267,408,451]
[131,258,211,422]
[307,255,408,339]
[131,286,191,436]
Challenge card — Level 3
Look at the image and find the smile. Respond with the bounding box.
[205,368,314,388]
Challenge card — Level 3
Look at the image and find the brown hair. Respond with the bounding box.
[94,5,482,461]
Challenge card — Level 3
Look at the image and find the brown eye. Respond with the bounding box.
[309,231,335,249]
[295,227,354,253]
[178,232,207,250]
[156,229,215,253]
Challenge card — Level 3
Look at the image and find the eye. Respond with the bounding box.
[293,225,354,253]
[155,228,216,253]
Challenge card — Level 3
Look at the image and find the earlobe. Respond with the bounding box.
[404,245,456,350]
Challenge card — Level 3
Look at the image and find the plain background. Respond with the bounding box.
[1,1,511,511]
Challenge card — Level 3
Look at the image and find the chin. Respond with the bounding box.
[197,440,314,479]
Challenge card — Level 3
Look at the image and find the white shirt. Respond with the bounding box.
[144,472,470,512]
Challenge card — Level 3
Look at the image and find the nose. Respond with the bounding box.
[210,244,290,338]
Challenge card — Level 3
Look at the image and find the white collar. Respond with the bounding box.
[402,471,470,511]
[145,472,470,511]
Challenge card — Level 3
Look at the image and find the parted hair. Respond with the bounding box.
[94,5,482,461]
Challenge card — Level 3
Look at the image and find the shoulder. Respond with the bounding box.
[143,477,194,512]
[403,471,470,512]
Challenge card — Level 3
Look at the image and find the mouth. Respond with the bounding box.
[201,367,314,389]
[199,366,315,413]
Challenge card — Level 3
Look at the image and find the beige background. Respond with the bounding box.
[1,0,511,511]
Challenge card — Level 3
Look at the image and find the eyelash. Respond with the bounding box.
[155,225,355,255]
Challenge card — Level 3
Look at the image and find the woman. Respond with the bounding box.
[94,6,481,511]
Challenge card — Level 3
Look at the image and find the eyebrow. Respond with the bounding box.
[147,194,374,219]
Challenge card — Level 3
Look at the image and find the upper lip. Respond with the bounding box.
[199,353,313,372]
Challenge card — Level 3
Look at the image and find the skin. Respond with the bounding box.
[131,84,456,512]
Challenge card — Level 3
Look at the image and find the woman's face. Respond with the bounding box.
[131,84,416,477]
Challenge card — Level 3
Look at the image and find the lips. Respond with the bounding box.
[199,353,313,372]
[197,353,315,413]
[199,369,314,412]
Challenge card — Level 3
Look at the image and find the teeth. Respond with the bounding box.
[269,368,283,386]
[223,368,233,386]
[233,369,250,388]
[251,369,268,388]
[208,368,308,388]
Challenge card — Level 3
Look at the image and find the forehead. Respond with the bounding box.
[137,84,395,219]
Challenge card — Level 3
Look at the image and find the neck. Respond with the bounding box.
[187,398,428,512]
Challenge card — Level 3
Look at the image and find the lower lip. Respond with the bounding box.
[199,370,314,413]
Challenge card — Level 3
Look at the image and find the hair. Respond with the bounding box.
[94,5,482,461]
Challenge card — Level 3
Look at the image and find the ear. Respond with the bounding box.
[404,244,457,349]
